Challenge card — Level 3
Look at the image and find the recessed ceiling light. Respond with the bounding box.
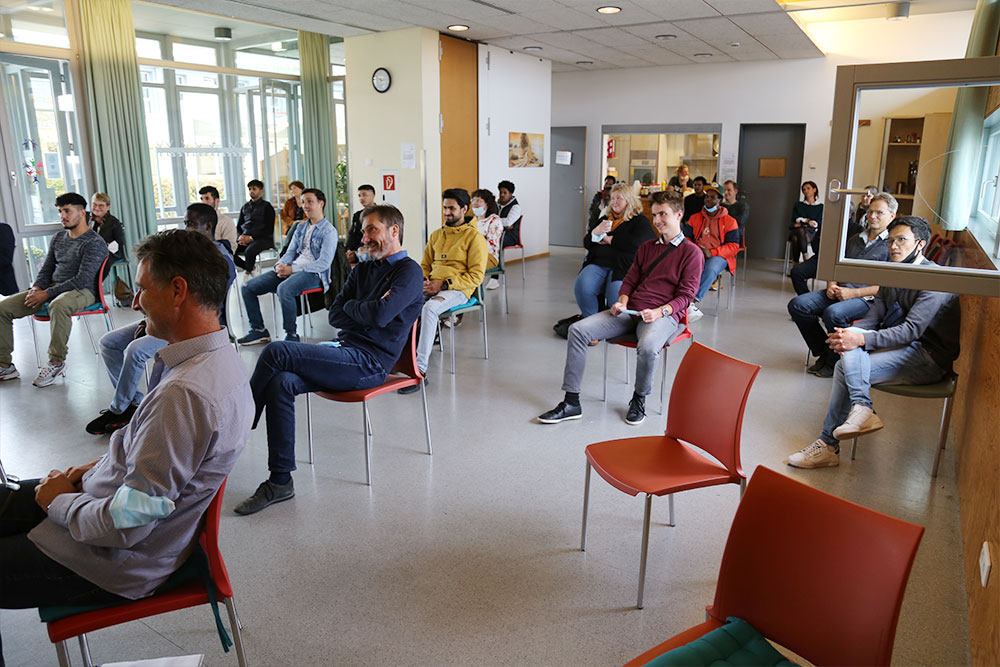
[655,34,677,40]
[694,52,712,58]
[887,1,910,20]
[730,41,741,48]
[28,5,40,10]
[596,6,621,14]
[214,27,232,41]
[447,24,469,31]
[576,60,593,65]
[271,41,286,52]
[524,45,543,51]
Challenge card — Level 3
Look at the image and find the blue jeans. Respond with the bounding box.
[787,291,871,359]
[99,322,167,414]
[574,264,621,318]
[416,290,468,372]
[791,255,818,295]
[820,330,947,445]
[250,341,386,474]
[695,255,729,301]
[242,270,322,336]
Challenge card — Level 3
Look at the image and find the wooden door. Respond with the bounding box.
[439,35,478,207]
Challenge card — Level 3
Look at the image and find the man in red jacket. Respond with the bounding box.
[682,185,740,321]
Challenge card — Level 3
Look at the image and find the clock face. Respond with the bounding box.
[372,68,391,93]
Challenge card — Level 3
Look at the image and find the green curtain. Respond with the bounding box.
[79,0,158,255]
[298,31,338,208]
[935,0,1000,231]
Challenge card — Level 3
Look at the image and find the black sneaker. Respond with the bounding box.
[234,479,295,516]
[537,401,582,424]
[237,328,271,345]
[397,375,426,395]
[806,358,827,376]
[625,395,646,426]
[814,361,835,378]
[85,404,138,435]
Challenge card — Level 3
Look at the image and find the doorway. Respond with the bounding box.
[549,126,587,247]
[738,124,806,259]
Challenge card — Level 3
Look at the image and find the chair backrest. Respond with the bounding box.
[94,257,111,310]
[199,478,235,599]
[664,341,759,476]
[709,466,924,666]
[389,321,421,380]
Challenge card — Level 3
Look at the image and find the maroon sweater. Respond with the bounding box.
[618,237,704,320]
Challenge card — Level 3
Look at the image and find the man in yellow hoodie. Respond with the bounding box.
[411,188,488,379]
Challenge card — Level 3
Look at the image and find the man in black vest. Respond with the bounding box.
[234,179,276,276]
[495,180,522,290]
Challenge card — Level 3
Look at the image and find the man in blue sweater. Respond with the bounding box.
[235,205,424,515]
[786,216,961,469]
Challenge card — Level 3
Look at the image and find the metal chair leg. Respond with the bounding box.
[728,270,735,310]
[637,493,652,609]
[420,380,433,455]
[932,395,953,477]
[29,317,42,368]
[520,247,526,280]
[362,402,372,485]
[305,392,314,464]
[850,437,858,461]
[602,342,609,402]
[82,316,98,354]
[481,301,488,361]
[667,493,675,526]
[624,347,630,385]
[0,459,21,490]
[449,315,456,374]
[580,460,591,551]
[660,348,668,415]
[55,640,71,667]
[78,634,95,667]
[502,272,509,314]
[225,597,249,667]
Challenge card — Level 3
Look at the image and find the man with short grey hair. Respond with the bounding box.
[788,192,897,377]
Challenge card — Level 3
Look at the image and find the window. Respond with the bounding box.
[171,42,218,67]
[1,0,70,49]
[135,37,162,60]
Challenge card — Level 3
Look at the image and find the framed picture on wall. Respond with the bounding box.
[509,132,544,168]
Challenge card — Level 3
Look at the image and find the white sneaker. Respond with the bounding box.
[786,439,840,469]
[486,277,500,290]
[0,364,20,381]
[832,404,884,440]
[33,362,66,387]
[687,304,704,322]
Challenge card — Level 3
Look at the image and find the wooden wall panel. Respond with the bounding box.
[439,35,478,203]
[952,293,1000,667]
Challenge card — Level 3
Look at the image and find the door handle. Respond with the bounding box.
[827,179,876,202]
[9,170,17,187]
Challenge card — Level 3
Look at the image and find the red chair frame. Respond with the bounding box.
[501,216,525,280]
[624,466,925,667]
[42,479,248,667]
[581,342,761,608]
[304,321,432,485]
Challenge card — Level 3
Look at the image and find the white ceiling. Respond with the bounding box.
[146,0,976,71]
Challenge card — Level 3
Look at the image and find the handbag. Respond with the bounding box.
[553,313,584,339]
[114,276,134,308]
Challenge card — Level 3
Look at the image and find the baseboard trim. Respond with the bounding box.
[503,251,549,264]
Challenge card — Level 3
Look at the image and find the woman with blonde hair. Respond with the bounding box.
[575,183,654,317]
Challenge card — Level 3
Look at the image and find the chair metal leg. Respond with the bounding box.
[420,380,433,455]
[667,493,675,527]
[0,459,21,490]
[225,597,249,667]
[82,316,98,354]
[932,395,953,477]
[783,239,791,277]
[520,247,526,280]
[637,493,652,609]
[502,272,509,314]
[602,342,608,402]
[271,293,279,335]
[850,437,858,461]
[55,640,72,667]
[659,348,668,415]
[481,302,488,361]
[305,392,314,464]
[78,634,95,667]
[362,402,372,486]
[449,315,456,374]
[624,347,630,385]
[728,271,735,310]
[29,317,41,368]
[739,477,747,497]
[435,321,443,352]
[580,460,591,551]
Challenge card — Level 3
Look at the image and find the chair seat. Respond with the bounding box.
[623,618,725,667]
[586,436,739,497]
[873,377,955,399]
[32,301,105,321]
[299,287,324,295]
[442,296,480,316]
[315,374,418,403]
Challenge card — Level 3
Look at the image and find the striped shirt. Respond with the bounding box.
[29,328,252,599]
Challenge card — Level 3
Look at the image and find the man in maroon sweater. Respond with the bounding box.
[538,190,703,426]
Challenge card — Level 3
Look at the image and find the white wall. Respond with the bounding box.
[478,45,552,258]
[551,11,975,207]
[345,27,441,259]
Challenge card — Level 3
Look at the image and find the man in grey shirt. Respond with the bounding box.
[0,230,252,666]
[0,192,107,387]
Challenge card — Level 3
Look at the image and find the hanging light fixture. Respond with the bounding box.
[214,27,232,41]
[887,1,910,20]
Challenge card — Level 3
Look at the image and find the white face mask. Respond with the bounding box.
[355,248,371,262]
[472,206,486,218]
[704,204,719,214]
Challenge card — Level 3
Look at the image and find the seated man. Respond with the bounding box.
[238,188,337,344]
[682,185,739,321]
[537,190,703,426]
[0,192,107,387]
[345,183,376,263]
[682,176,707,223]
[233,178,276,275]
[85,203,237,436]
[234,205,423,515]
[786,216,960,469]
[498,180,522,249]
[403,188,488,384]
[0,230,251,666]
[788,192,895,378]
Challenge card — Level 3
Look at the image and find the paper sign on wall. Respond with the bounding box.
[555,150,572,166]
[401,143,416,169]
[380,169,400,206]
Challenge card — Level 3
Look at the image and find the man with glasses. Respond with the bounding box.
[787,192,896,377]
[786,216,961,469]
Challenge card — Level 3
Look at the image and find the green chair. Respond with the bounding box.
[436,284,488,374]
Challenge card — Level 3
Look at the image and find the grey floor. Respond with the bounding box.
[0,247,970,666]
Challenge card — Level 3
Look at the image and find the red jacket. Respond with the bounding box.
[684,209,740,274]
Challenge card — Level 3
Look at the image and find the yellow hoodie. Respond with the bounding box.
[420,222,489,298]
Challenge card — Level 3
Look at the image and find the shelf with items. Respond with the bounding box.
[877,115,951,217]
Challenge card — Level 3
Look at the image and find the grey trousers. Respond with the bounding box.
[561,310,681,397]
[0,288,95,364]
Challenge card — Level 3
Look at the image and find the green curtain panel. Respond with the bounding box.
[935,0,1000,231]
[298,31,338,208]
[80,0,158,255]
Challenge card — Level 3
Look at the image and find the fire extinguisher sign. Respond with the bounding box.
[606,139,615,159]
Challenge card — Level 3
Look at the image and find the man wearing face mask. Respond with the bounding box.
[682,185,739,321]
[786,216,961,469]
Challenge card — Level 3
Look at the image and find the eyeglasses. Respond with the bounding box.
[886,236,915,246]
[867,209,891,217]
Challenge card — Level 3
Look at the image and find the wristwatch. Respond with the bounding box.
[661,306,670,318]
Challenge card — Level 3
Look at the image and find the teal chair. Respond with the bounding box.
[436,284,488,374]
[484,248,508,314]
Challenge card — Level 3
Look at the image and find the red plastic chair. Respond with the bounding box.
[581,341,761,608]
[624,466,925,667]
[41,479,248,667]
[268,285,325,339]
[501,216,525,280]
[30,256,114,368]
[602,309,693,415]
[304,321,431,485]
